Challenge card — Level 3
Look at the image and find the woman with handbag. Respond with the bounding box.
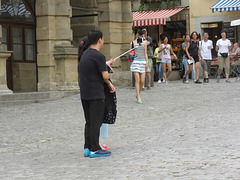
[216,29,232,83]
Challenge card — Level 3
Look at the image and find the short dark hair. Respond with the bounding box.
[221,29,227,36]
[203,32,208,35]
[161,35,170,42]
[88,30,103,45]
[137,29,143,36]
[163,36,168,40]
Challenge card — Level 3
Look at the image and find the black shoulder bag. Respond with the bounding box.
[220,53,228,58]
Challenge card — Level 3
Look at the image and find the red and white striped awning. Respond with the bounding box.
[132,7,184,27]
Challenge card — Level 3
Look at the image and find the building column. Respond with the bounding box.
[0,51,13,94]
[97,0,134,86]
[0,0,13,94]
[36,0,78,91]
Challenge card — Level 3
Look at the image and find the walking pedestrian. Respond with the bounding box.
[142,28,153,90]
[183,31,203,84]
[79,30,115,158]
[129,29,148,104]
[200,32,213,83]
[158,36,177,84]
[154,40,163,83]
[216,30,232,83]
[182,35,196,83]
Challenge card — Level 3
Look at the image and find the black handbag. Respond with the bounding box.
[103,80,117,124]
[220,53,228,58]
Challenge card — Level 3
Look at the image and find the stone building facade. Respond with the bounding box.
[0,0,133,93]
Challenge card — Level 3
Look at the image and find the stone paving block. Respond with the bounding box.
[0,79,240,179]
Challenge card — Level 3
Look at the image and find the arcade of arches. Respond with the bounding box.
[0,0,133,93]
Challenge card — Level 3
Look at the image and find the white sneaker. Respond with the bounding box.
[158,80,161,84]
[163,79,165,83]
[166,79,169,84]
[186,80,189,83]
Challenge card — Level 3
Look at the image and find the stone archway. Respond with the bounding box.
[1,0,37,92]
[0,0,37,93]
[35,0,78,91]
[71,0,134,86]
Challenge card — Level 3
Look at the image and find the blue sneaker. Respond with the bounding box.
[89,150,111,158]
[84,148,90,157]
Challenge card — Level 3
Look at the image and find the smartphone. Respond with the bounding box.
[137,38,143,44]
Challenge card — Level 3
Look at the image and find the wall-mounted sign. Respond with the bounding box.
[201,23,218,29]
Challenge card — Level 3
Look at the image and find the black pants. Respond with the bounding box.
[81,99,105,152]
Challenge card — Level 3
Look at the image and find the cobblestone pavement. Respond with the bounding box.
[1,78,240,180]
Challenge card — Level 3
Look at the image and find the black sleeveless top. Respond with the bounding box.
[188,40,199,57]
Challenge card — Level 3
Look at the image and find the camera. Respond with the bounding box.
[137,38,143,45]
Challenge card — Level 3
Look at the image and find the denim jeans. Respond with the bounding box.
[156,62,163,79]
[182,58,196,81]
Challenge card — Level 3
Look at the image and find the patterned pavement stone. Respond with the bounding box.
[0,79,240,179]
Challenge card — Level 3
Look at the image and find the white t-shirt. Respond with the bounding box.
[200,40,213,60]
[216,39,231,56]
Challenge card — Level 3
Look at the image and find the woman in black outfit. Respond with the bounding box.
[183,31,203,84]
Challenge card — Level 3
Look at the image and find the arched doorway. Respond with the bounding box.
[0,0,37,92]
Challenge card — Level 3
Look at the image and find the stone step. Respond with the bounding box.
[0,91,79,106]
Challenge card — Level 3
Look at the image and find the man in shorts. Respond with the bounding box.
[142,28,153,90]
[199,32,213,83]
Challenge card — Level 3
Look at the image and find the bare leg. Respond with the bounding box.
[166,63,172,79]
[140,72,146,92]
[195,62,200,80]
[184,64,193,77]
[134,72,141,98]
[225,57,230,79]
[146,72,151,87]
[204,71,208,78]
[162,63,167,81]
[203,60,209,79]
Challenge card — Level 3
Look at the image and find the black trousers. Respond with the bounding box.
[81,99,105,152]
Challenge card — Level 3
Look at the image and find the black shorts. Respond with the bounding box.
[191,55,199,62]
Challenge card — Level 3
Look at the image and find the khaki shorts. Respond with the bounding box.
[146,58,153,73]
[218,56,230,75]
[202,59,211,73]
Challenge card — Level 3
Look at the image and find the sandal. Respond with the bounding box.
[101,144,109,151]
[137,98,143,104]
